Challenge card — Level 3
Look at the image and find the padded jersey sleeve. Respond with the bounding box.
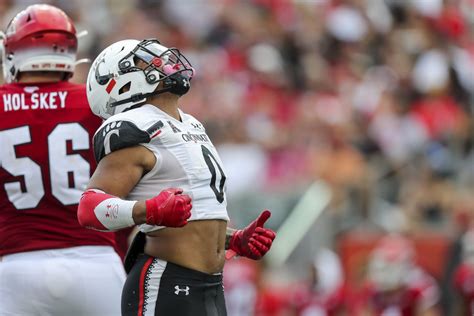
[93,118,164,162]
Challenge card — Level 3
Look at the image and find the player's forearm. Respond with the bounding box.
[225,227,236,250]
[78,188,191,231]
[77,189,141,231]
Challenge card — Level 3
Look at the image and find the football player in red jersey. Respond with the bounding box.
[352,235,440,316]
[289,248,346,316]
[0,5,125,315]
[453,228,474,316]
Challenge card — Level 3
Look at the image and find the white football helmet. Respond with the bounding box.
[86,38,194,120]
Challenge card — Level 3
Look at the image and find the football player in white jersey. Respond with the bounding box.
[78,39,276,316]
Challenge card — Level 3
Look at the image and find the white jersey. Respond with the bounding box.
[93,104,229,233]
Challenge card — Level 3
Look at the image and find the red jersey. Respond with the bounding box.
[351,268,439,316]
[290,282,345,316]
[0,81,116,256]
[224,259,259,316]
[453,263,474,316]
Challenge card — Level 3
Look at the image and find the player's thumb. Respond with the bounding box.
[255,210,271,227]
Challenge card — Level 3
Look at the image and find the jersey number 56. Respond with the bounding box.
[0,123,90,209]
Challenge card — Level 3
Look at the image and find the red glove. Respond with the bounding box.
[145,188,192,227]
[228,210,276,260]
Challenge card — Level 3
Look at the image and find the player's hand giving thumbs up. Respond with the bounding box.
[227,210,276,260]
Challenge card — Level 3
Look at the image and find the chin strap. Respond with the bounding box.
[109,87,171,107]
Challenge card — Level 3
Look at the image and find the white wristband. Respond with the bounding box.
[94,197,136,231]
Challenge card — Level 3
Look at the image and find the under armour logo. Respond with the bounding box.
[191,122,203,130]
[105,204,119,219]
[182,79,189,87]
[174,285,190,296]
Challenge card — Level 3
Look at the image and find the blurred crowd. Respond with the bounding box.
[0,0,472,315]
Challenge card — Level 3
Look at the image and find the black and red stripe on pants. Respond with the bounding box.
[122,254,227,316]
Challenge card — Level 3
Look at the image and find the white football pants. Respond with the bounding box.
[0,246,125,316]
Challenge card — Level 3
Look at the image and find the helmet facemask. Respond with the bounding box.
[121,39,193,82]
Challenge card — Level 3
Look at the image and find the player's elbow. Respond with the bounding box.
[77,190,109,231]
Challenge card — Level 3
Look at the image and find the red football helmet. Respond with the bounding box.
[368,234,416,291]
[1,4,78,83]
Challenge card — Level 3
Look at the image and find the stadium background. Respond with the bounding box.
[1,0,472,314]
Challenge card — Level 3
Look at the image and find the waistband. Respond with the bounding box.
[138,253,223,283]
[164,261,223,283]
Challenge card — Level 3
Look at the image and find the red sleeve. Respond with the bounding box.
[77,189,112,231]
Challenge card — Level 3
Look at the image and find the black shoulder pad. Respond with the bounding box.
[93,120,164,162]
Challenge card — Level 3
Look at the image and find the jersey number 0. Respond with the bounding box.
[201,145,226,203]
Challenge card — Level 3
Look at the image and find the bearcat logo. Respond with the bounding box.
[102,121,122,155]
[94,120,159,162]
